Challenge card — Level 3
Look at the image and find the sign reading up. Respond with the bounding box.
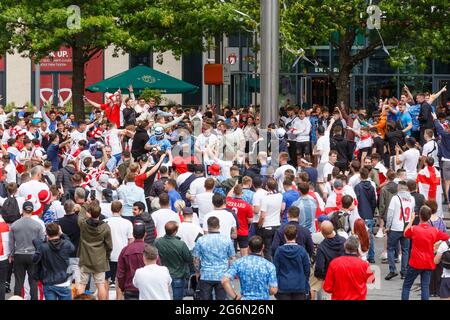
[38,48,73,71]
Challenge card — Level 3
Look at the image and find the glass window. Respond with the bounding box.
[280,75,297,106]
[366,76,397,113]
[129,51,152,68]
[399,58,432,75]
[228,32,250,47]
[399,76,432,94]
[303,49,329,74]
[435,61,450,74]
[367,49,396,74]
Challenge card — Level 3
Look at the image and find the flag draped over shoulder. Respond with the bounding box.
[417,165,443,217]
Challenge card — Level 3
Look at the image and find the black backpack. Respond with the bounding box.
[1,195,21,224]
[441,240,450,270]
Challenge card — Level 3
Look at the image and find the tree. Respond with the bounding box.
[281,0,449,107]
[0,0,246,119]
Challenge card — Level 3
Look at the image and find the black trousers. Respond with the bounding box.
[0,259,7,300]
[124,290,140,300]
[288,140,298,167]
[430,263,443,296]
[13,254,38,300]
[257,227,278,261]
[275,292,306,300]
[198,280,227,300]
[297,141,311,158]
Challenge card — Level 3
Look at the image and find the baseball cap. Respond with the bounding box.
[23,201,34,212]
[154,127,164,136]
[318,214,329,223]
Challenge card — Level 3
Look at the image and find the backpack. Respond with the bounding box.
[329,210,350,234]
[441,240,450,270]
[1,195,21,224]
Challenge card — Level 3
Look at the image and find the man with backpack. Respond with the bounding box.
[0,183,23,225]
[385,181,415,280]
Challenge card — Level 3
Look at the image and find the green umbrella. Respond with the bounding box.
[86,65,198,95]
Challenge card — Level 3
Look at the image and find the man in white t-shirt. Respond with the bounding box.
[396,138,420,180]
[186,166,206,212]
[133,245,172,300]
[273,152,296,192]
[203,194,237,239]
[250,177,269,238]
[176,207,204,251]
[151,193,181,238]
[18,165,49,199]
[103,123,126,167]
[257,178,283,261]
[3,154,17,184]
[193,178,215,226]
[420,129,439,169]
[104,201,133,297]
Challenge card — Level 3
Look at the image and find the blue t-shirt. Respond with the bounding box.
[407,104,421,132]
[399,111,413,136]
[47,144,59,172]
[224,254,278,300]
[168,189,182,212]
[147,136,172,152]
[282,190,300,224]
[387,107,400,123]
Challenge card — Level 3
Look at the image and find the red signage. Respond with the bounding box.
[35,47,104,106]
[0,57,4,71]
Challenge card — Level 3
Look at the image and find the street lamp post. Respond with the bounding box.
[260,0,279,128]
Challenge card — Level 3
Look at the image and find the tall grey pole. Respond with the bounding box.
[35,63,40,107]
[260,0,279,128]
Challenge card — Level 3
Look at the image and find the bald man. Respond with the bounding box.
[314,221,346,281]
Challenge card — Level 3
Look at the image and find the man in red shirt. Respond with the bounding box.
[85,93,121,128]
[226,184,253,256]
[323,236,375,300]
[401,205,450,300]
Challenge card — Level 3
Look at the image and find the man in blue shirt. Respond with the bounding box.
[164,179,182,212]
[281,179,300,224]
[145,126,172,154]
[193,216,235,300]
[222,236,278,300]
[398,103,413,137]
[293,182,317,233]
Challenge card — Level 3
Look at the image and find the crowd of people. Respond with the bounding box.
[0,83,449,301]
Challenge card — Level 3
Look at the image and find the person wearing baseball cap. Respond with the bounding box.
[8,200,45,300]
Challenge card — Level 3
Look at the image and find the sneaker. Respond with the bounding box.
[380,251,388,260]
[375,229,384,238]
[5,282,10,294]
[368,258,376,264]
[395,256,401,263]
[109,281,115,289]
[385,272,399,280]
[400,273,405,279]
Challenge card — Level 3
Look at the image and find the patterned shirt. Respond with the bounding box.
[224,254,277,300]
[407,104,421,132]
[242,189,255,206]
[293,196,317,233]
[193,232,235,281]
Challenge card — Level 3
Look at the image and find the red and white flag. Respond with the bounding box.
[417,165,443,217]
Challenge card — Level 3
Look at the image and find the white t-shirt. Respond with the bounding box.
[195,133,218,152]
[100,202,113,218]
[104,129,122,155]
[399,148,420,180]
[274,164,297,192]
[133,264,172,300]
[70,129,88,144]
[151,208,181,238]
[422,140,439,168]
[322,162,334,182]
[188,177,206,208]
[260,193,283,227]
[252,188,269,223]
[202,209,236,238]
[316,132,330,164]
[104,216,133,262]
[176,172,192,188]
[196,192,214,225]
[5,163,17,184]
[49,201,66,219]
[437,241,450,278]
[18,180,50,199]
[177,222,204,251]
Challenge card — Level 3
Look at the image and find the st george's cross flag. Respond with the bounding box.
[417,165,443,217]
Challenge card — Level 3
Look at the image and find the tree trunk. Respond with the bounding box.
[72,45,86,121]
[336,67,351,109]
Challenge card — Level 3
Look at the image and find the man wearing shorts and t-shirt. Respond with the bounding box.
[226,184,253,256]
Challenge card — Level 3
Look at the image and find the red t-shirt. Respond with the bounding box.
[226,197,253,236]
[323,255,375,300]
[404,223,450,270]
[135,172,146,189]
[100,103,121,128]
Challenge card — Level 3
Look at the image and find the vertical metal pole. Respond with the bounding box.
[260,0,279,128]
[35,63,40,107]
[214,36,221,110]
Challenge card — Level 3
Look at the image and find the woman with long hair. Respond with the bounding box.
[352,218,370,261]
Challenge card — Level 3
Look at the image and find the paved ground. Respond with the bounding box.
[7,208,450,300]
